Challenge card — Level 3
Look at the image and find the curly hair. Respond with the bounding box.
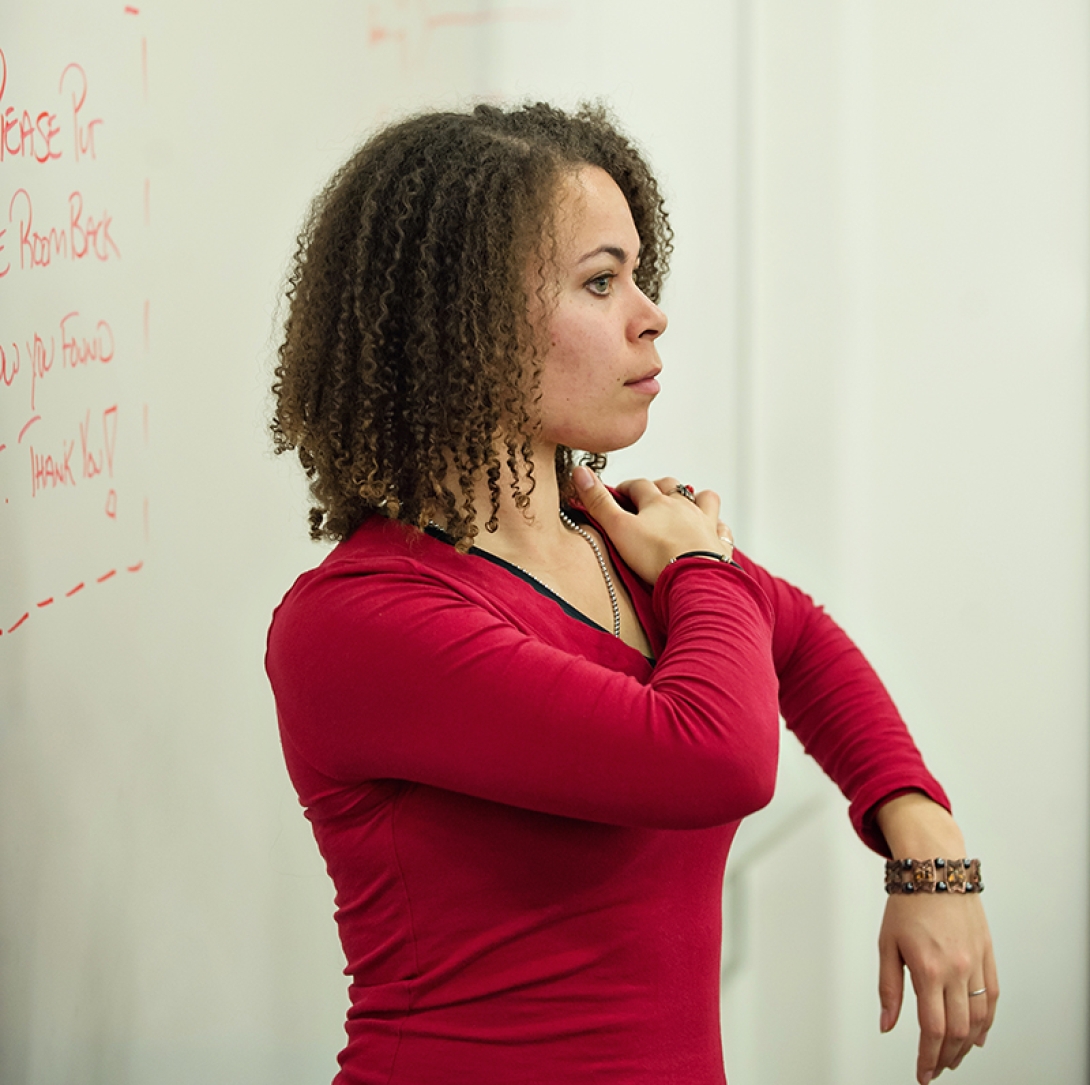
[271,101,673,547]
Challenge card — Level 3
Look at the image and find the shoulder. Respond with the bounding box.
[266,514,536,669]
[272,514,486,622]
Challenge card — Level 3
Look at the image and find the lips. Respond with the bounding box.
[625,368,662,395]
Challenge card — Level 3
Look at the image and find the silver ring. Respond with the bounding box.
[674,483,697,503]
[968,987,987,998]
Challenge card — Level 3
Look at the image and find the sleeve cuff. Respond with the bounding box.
[853,779,952,857]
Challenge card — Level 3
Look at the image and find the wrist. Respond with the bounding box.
[875,792,966,859]
[669,549,731,564]
[885,856,983,895]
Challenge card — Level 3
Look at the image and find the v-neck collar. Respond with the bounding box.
[424,512,657,662]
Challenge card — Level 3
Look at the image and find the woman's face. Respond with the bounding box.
[530,166,667,455]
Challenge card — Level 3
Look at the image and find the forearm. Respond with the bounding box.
[876,791,967,859]
[731,552,950,851]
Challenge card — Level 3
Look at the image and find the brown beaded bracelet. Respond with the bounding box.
[884,857,983,895]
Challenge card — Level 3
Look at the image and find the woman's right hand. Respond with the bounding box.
[573,465,731,584]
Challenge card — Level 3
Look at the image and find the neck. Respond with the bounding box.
[462,442,573,562]
[445,442,632,648]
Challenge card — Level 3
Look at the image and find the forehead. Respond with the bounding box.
[552,166,638,251]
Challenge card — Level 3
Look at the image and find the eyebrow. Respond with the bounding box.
[576,244,636,265]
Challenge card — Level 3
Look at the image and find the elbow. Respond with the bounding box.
[635,690,781,830]
[739,692,780,817]
[657,741,778,831]
[708,694,779,824]
[718,748,777,825]
[705,713,780,827]
[747,754,777,816]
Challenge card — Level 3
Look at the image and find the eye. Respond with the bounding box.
[586,273,614,296]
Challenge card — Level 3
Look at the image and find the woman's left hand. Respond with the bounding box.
[879,891,998,1083]
[876,794,999,1084]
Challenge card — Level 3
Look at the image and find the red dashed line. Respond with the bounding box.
[0,444,7,454]
[124,5,140,12]
[3,559,145,636]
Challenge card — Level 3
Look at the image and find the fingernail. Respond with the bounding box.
[879,1009,892,1033]
[573,466,595,492]
[920,1073,933,1085]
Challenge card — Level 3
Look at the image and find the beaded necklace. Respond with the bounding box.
[499,510,622,638]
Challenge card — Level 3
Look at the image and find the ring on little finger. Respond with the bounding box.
[968,988,987,998]
[673,483,697,503]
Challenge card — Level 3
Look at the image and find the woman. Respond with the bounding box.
[266,102,996,1085]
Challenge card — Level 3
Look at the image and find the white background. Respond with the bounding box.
[1,2,1086,1083]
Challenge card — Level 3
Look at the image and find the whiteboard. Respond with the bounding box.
[0,4,492,1080]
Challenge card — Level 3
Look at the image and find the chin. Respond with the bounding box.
[548,412,651,458]
[598,417,651,454]
[583,436,643,455]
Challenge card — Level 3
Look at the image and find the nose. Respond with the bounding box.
[636,290,668,341]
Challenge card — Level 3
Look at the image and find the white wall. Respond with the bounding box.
[723,3,1089,1083]
[492,5,1090,1081]
[1,2,1086,1083]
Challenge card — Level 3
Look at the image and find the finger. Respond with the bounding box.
[966,976,990,1042]
[715,518,734,557]
[913,976,945,1085]
[949,981,988,1070]
[651,476,723,533]
[652,478,715,519]
[975,944,1000,1046]
[937,984,972,1076]
[877,934,905,1034]
[611,476,668,509]
[692,488,721,524]
[574,466,628,523]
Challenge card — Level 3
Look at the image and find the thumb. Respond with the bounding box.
[573,465,620,523]
[878,936,905,1034]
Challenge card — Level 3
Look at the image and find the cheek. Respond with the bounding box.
[547,315,608,380]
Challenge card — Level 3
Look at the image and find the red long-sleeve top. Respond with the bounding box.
[266,511,947,1085]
